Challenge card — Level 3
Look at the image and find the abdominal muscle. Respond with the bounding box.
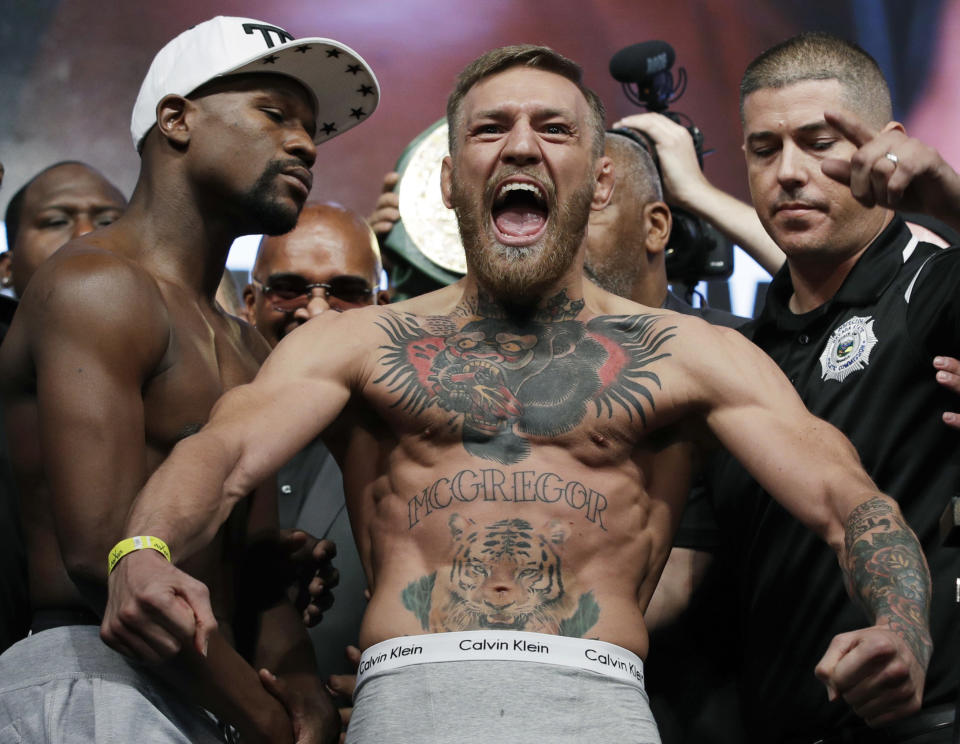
[351,452,675,660]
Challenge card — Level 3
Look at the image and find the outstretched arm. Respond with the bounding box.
[696,323,931,726]
[613,112,785,275]
[103,308,366,666]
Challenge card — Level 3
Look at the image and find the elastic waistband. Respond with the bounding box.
[30,608,100,634]
[355,631,645,695]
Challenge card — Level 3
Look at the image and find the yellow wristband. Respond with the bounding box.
[108,536,172,574]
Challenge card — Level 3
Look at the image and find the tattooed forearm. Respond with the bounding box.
[842,497,933,669]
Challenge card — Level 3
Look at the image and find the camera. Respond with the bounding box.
[609,41,733,287]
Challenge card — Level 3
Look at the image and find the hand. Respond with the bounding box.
[367,171,400,239]
[815,625,926,727]
[326,645,362,744]
[933,356,960,429]
[260,669,339,744]
[277,530,339,627]
[611,112,709,208]
[821,111,960,223]
[101,547,217,662]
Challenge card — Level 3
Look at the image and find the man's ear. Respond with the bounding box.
[591,156,615,210]
[644,202,672,255]
[242,283,257,325]
[156,94,193,148]
[440,155,454,209]
[881,120,907,136]
[0,252,12,290]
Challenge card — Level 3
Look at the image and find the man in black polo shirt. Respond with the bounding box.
[706,32,960,743]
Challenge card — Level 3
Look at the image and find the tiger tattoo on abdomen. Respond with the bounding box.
[401,514,600,637]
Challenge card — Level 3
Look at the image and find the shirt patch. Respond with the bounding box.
[819,316,878,382]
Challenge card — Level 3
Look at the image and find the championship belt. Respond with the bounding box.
[383,119,466,298]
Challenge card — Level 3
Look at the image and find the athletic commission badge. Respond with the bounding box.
[819,316,878,382]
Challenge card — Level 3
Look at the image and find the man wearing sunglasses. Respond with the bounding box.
[243,202,386,347]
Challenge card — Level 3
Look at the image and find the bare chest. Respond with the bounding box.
[142,305,260,448]
[363,310,684,468]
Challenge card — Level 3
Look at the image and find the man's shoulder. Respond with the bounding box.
[26,240,161,304]
[16,240,171,350]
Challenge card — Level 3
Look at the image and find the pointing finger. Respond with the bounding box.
[824,110,878,148]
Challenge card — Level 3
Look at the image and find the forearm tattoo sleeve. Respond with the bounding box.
[842,497,933,668]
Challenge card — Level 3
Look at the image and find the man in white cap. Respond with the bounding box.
[0,16,377,743]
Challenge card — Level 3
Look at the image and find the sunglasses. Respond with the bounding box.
[254,274,375,311]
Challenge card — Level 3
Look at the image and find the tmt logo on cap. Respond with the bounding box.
[130,15,379,151]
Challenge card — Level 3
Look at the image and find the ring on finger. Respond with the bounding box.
[885,152,899,165]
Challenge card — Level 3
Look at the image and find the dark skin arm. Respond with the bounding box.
[242,479,339,743]
[21,250,294,742]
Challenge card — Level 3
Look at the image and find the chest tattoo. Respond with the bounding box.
[374,293,676,464]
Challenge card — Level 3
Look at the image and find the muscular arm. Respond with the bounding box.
[242,482,339,742]
[695,323,930,725]
[121,310,360,560]
[14,252,297,742]
[104,308,368,664]
[20,252,169,610]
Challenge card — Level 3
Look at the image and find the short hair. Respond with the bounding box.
[4,161,91,251]
[605,132,662,205]
[740,32,892,127]
[446,44,606,157]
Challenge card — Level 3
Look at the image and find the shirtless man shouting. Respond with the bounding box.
[104,46,930,743]
[0,16,377,743]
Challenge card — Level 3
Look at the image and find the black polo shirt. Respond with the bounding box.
[707,216,960,741]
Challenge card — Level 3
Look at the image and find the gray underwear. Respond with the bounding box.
[0,625,228,743]
[347,632,661,744]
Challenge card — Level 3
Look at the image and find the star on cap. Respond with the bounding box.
[350,107,366,120]
[358,84,375,96]
[295,45,311,54]
[321,122,338,135]
[346,64,363,75]
[326,48,341,58]
[262,54,280,64]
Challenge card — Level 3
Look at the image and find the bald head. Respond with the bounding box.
[584,134,671,304]
[244,202,383,346]
[5,162,126,297]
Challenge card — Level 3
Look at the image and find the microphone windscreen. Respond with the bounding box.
[609,41,676,83]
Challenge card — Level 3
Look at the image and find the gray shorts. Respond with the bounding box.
[347,634,661,744]
[0,625,227,743]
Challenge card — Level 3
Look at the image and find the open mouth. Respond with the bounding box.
[491,180,549,246]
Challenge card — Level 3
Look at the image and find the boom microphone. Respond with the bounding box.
[608,40,732,286]
[609,40,676,83]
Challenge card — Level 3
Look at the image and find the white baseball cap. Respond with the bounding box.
[131,16,379,151]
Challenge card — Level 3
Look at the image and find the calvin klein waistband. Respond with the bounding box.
[355,631,645,695]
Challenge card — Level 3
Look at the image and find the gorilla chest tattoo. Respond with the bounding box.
[375,291,676,464]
